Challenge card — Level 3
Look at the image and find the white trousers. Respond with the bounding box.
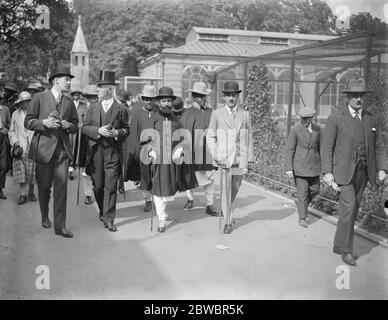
[186,181,214,205]
[153,195,174,221]
[220,168,243,225]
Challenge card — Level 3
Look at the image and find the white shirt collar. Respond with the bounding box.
[348,105,362,119]
[51,87,62,100]
[225,104,237,114]
[102,98,114,111]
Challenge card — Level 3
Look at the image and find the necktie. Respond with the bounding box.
[354,110,361,121]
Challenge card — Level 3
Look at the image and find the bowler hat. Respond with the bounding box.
[157,87,175,99]
[15,91,32,105]
[117,89,132,102]
[140,85,157,98]
[48,66,74,84]
[222,81,241,94]
[188,82,211,96]
[97,70,117,86]
[172,97,184,112]
[298,107,315,118]
[342,77,370,94]
[4,82,18,92]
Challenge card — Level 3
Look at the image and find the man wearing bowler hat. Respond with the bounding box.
[24,66,79,238]
[321,75,387,266]
[82,71,129,232]
[207,81,254,234]
[284,107,321,228]
[1,81,18,116]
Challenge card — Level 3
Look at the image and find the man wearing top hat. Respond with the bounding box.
[207,81,254,234]
[321,75,387,266]
[24,66,79,238]
[82,71,129,232]
[284,107,321,228]
[125,85,159,212]
[181,82,219,216]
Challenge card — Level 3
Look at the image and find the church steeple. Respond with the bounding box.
[70,15,89,91]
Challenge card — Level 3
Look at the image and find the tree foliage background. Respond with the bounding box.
[1,0,386,83]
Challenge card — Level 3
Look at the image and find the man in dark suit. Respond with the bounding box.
[321,76,387,266]
[25,66,79,238]
[82,71,129,232]
[284,107,321,228]
[0,102,11,199]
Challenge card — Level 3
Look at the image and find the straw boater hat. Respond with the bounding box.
[188,82,211,96]
[97,70,118,86]
[222,81,242,94]
[157,87,175,99]
[14,91,32,105]
[83,84,97,98]
[140,85,157,98]
[342,77,370,94]
[298,107,316,118]
[48,66,74,84]
[70,89,83,96]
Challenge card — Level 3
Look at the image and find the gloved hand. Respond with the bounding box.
[172,147,184,164]
[149,150,157,163]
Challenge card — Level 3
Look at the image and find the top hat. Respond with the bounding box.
[4,82,18,92]
[23,82,42,93]
[298,107,315,118]
[97,70,117,86]
[140,85,157,98]
[48,66,74,84]
[188,82,211,96]
[15,91,32,105]
[117,89,132,102]
[157,87,175,99]
[342,77,370,94]
[172,97,184,112]
[222,81,241,94]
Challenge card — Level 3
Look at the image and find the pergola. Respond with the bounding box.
[211,28,388,135]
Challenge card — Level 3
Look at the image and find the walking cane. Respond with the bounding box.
[219,164,224,235]
[150,194,155,232]
[29,133,40,194]
[76,115,83,206]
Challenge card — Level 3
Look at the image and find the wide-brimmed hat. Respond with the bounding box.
[23,82,42,93]
[140,85,157,98]
[222,81,241,94]
[83,84,97,97]
[188,82,211,96]
[157,87,175,99]
[48,66,74,84]
[342,77,370,94]
[4,82,18,92]
[172,97,184,112]
[117,89,132,102]
[97,70,117,86]
[15,91,32,105]
[298,107,315,118]
[70,89,83,96]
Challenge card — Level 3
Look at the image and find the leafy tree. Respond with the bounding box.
[348,12,387,34]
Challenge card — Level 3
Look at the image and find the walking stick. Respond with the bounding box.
[150,194,155,232]
[219,165,224,235]
[29,133,40,194]
[76,115,83,206]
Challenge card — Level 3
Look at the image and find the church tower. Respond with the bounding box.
[70,15,89,91]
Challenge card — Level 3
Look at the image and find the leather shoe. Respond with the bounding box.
[223,224,232,234]
[118,184,125,194]
[157,221,167,233]
[42,217,51,229]
[28,193,37,202]
[104,222,117,232]
[206,205,219,216]
[144,201,152,212]
[341,253,356,266]
[184,199,193,209]
[0,190,6,199]
[18,195,28,205]
[99,213,104,222]
[298,218,308,228]
[84,196,93,205]
[69,172,74,180]
[55,228,73,238]
[333,247,358,260]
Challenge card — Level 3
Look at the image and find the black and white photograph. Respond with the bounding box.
[0,0,388,304]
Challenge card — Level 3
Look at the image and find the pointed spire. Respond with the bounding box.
[72,15,88,53]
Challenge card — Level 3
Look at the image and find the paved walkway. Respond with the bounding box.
[1,171,387,300]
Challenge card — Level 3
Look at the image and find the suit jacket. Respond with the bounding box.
[321,107,387,185]
[284,122,321,177]
[206,105,254,169]
[25,91,78,163]
[82,100,129,175]
[0,106,11,166]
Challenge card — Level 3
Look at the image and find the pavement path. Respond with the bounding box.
[1,171,387,300]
